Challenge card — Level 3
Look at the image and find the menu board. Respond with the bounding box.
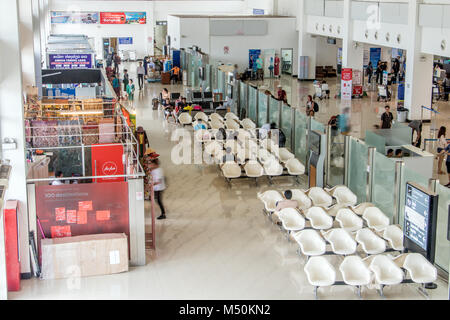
[404,183,438,260]
[48,54,93,69]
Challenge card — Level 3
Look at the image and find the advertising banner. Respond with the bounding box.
[119,37,133,45]
[100,12,146,24]
[249,49,261,69]
[370,48,381,68]
[352,70,363,96]
[48,54,92,69]
[91,144,124,183]
[51,11,99,24]
[341,68,353,100]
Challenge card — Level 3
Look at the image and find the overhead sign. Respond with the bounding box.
[48,54,93,69]
[100,12,146,24]
[253,9,265,15]
[119,37,133,45]
[51,11,99,24]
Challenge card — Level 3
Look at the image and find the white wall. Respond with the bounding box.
[316,36,341,68]
[179,18,210,53]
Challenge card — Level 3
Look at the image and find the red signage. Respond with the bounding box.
[91,144,124,183]
[341,68,353,81]
[100,12,127,24]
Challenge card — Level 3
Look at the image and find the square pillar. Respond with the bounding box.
[297,0,317,80]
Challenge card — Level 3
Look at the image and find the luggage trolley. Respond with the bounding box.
[377,85,391,102]
[313,82,330,100]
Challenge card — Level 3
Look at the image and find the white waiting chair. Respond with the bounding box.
[290,189,312,211]
[285,158,305,176]
[210,119,225,130]
[304,257,336,299]
[258,148,275,163]
[294,229,327,257]
[327,185,357,207]
[225,140,239,154]
[278,208,306,233]
[352,202,375,216]
[241,118,256,130]
[178,113,193,126]
[278,148,295,163]
[194,112,209,123]
[335,208,364,232]
[209,113,224,123]
[326,204,347,217]
[306,187,333,208]
[194,129,212,143]
[355,228,386,255]
[264,159,284,178]
[257,190,284,214]
[362,207,390,231]
[381,225,404,251]
[221,162,242,181]
[304,207,334,230]
[225,119,240,130]
[244,161,264,179]
[236,129,251,143]
[322,229,357,256]
[224,112,239,121]
[339,256,372,298]
[367,255,404,297]
[204,141,223,157]
[402,253,437,286]
[244,140,259,161]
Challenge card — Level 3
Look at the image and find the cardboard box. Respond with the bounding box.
[41,233,128,280]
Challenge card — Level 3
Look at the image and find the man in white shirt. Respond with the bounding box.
[137,61,146,90]
[51,171,64,186]
[149,159,167,220]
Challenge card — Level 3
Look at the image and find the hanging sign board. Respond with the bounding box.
[404,182,438,262]
[100,12,146,24]
[91,144,125,183]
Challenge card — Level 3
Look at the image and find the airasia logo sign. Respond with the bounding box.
[102,161,118,175]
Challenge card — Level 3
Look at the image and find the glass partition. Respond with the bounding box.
[205,64,211,90]
[281,104,292,151]
[218,70,224,93]
[348,138,369,204]
[311,118,325,134]
[435,184,450,273]
[294,110,308,165]
[398,167,430,227]
[186,54,192,87]
[240,82,247,119]
[212,67,218,91]
[372,153,396,222]
[269,97,280,127]
[232,83,239,115]
[248,86,258,123]
[366,130,386,154]
[328,130,345,187]
[258,91,268,127]
[371,123,412,147]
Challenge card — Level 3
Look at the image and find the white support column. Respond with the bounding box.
[297,0,317,80]
[147,0,155,57]
[342,0,364,71]
[18,0,37,89]
[405,0,433,121]
[32,0,43,98]
[0,0,31,283]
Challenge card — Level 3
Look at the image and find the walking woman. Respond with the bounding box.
[437,126,448,175]
[149,159,167,220]
[126,79,135,106]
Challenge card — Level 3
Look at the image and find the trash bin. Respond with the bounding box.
[397,107,409,123]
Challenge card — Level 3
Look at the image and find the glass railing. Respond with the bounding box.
[248,86,258,123]
[372,152,397,222]
[269,96,281,127]
[258,91,268,127]
[435,184,450,273]
[239,82,247,119]
[366,130,386,154]
[281,103,292,151]
[218,70,224,94]
[348,137,369,204]
[294,110,308,165]
[328,129,345,187]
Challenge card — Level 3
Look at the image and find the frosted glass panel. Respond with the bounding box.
[435,184,450,272]
[240,82,247,118]
[366,130,386,154]
[281,104,292,150]
[218,70,225,93]
[348,138,368,204]
[205,64,211,90]
[248,86,258,123]
[294,110,308,165]
[398,168,429,228]
[269,97,280,127]
[311,118,325,133]
[212,67,218,91]
[258,91,268,127]
[329,130,345,187]
[372,153,396,222]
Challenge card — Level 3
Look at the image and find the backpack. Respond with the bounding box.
[313,102,319,113]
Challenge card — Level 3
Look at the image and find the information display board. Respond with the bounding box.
[404,182,438,261]
[48,54,93,69]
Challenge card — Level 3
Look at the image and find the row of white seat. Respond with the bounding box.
[179,111,256,131]
[258,187,438,298]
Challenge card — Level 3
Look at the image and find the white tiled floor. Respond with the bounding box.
[9,63,449,300]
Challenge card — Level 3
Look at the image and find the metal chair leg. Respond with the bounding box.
[314,286,318,300]
[356,286,362,299]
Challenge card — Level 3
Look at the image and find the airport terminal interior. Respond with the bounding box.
[0,0,449,301]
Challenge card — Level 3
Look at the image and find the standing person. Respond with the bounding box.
[170,65,181,84]
[251,56,258,80]
[126,79,135,105]
[437,126,448,175]
[256,54,264,81]
[51,171,64,186]
[444,74,450,101]
[122,69,130,95]
[135,126,149,158]
[444,144,450,188]
[113,52,121,75]
[366,61,373,84]
[274,53,281,78]
[392,56,400,82]
[306,95,319,116]
[112,74,121,99]
[277,85,287,102]
[149,159,167,220]
[380,105,394,129]
[233,64,239,82]
[143,56,149,77]
[137,62,145,90]
[268,57,274,78]
[375,61,382,85]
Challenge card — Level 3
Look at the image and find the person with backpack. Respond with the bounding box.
[306,95,319,116]
[122,69,130,95]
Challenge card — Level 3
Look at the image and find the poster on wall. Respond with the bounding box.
[249,49,261,70]
[119,37,133,45]
[341,68,353,100]
[91,144,124,183]
[100,12,146,24]
[51,11,99,24]
[370,48,382,68]
[48,54,93,69]
[263,49,276,78]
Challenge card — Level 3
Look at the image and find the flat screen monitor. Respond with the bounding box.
[203,92,213,99]
[193,92,202,100]
[171,93,180,100]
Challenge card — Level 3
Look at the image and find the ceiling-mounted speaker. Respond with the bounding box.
[441,40,446,51]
